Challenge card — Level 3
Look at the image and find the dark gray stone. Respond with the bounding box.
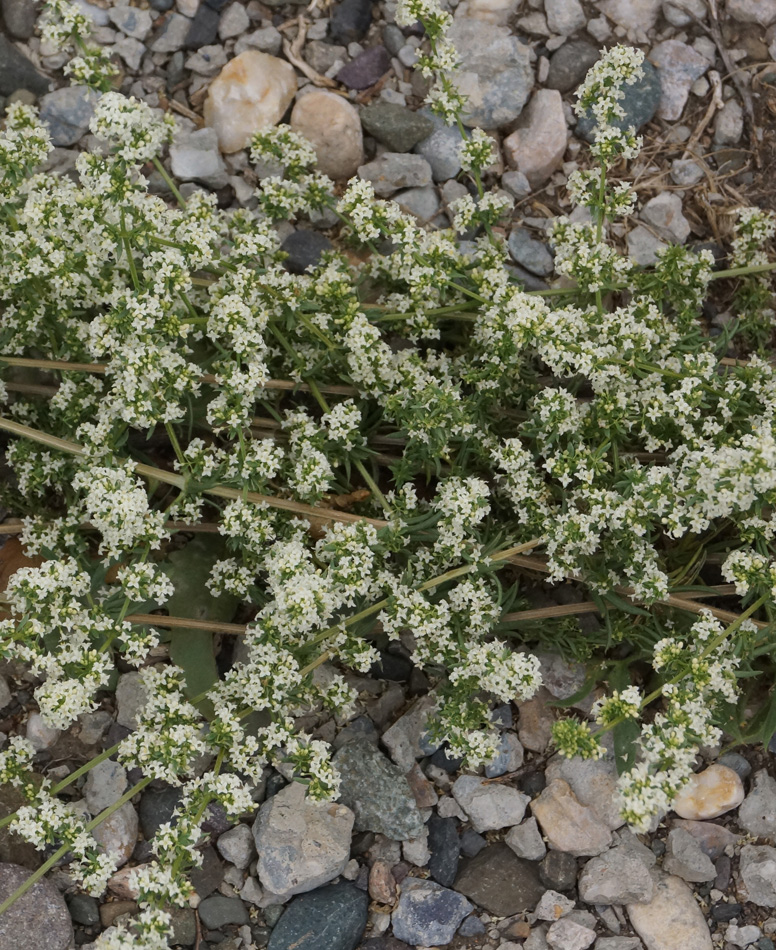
[337,46,391,90]
[139,785,182,839]
[169,906,197,946]
[382,24,405,56]
[0,35,49,96]
[429,745,463,773]
[190,845,224,898]
[427,815,460,888]
[359,939,410,950]
[546,40,600,94]
[508,228,554,276]
[67,893,100,926]
[281,230,334,274]
[459,829,487,858]
[360,102,434,153]
[458,915,486,936]
[711,901,742,922]
[149,0,173,9]
[392,878,472,946]
[268,882,368,950]
[39,86,100,147]
[198,894,250,929]
[539,850,578,891]
[576,60,661,143]
[0,863,73,950]
[1,0,39,40]
[333,738,424,841]
[185,4,220,49]
[454,843,545,917]
[330,0,373,43]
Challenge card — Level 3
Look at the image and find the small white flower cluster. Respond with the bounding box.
[90,93,175,166]
[39,0,118,89]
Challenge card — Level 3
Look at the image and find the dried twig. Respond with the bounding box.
[682,69,724,160]
[282,15,338,88]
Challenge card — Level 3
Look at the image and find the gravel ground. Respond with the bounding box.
[2,0,776,948]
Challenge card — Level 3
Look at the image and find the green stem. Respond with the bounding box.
[165,422,186,468]
[152,156,187,209]
[120,208,140,292]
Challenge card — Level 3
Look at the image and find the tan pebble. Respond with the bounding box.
[672,764,745,821]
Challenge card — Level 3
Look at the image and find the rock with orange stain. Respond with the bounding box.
[204,50,297,153]
[671,764,745,821]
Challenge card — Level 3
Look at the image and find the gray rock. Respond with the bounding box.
[169,906,197,946]
[414,109,463,182]
[0,35,49,96]
[305,40,347,75]
[649,41,709,122]
[662,828,716,883]
[235,26,283,56]
[546,40,600,94]
[403,827,430,867]
[91,801,138,868]
[427,815,460,888]
[381,695,440,770]
[452,775,530,832]
[502,170,532,199]
[0,863,73,950]
[281,230,334,274]
[358,152,433,197]
[184,4,219,49]
[547,916,597,950]
[185,44,228,76]
[508,228,554,276]
[253,781,355,900]
[1,0,38,40]
[448,19,534,129]
[727,924,762,948]
[67,892,100,926]
[576,61,661,142]
[545,0,585,34]
[395,185,441,223]
[383,24,405,56]
[539,850,578,891]
[454,842,545,917]
[505,816,546,861]
[267,881,368,950]
[669,820,739,860]
[663,0,707,26]
[738,770,776,837]
[594,940,643,950]
[714,99,744,146]
[361,102,434,153]
[333,738,424,841]
[39,86,100,147]
[337,46,391,90]
[627,871,712,950]
[216,823,255,870]
[26,712,60,752]
[218,2,250,40]
[485,731,525,778]
[627,225,667,267]
[544,735,624,831]
[641,192,690,244]
[108,4,153,40]
[0,676,10,711]
[727,0,776,26]
[739,845,776,907]
[532,779,613,857]
[170,127,228,188]
[114,36,146,72]
[391,878,472,946]
[116,671,147,730]
[535,888,575,920]
[577,844,655,904]
[150,12,192,52]
[139,785,182,839]
[198,894,250,929]
[330,0,373,43]
[84,759,128,815]
[670,158,704,187]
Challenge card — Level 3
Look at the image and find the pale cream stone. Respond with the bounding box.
[290,90,364,180]
[204,50,297,154]
[671,764,745,821]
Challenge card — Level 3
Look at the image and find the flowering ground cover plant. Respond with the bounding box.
[0,0,775,945]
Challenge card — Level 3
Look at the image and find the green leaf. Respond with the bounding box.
[609,661,640,776]
[601,589,652,617]
[160,535,241,718]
